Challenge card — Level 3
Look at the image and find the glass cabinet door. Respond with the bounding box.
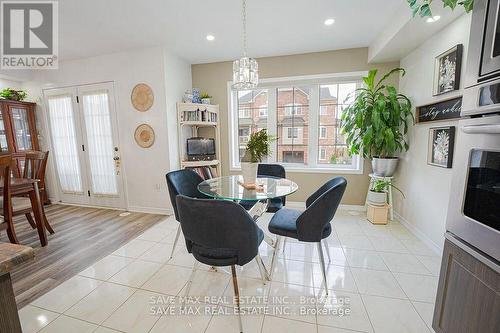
[10,107,32,151]
[0,111,8,152]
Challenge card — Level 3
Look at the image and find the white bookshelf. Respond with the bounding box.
[177,102,221,176]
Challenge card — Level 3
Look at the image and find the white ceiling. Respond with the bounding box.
[369,3,466,63]
[58,0,404,64]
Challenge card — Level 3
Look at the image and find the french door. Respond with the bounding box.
[44,82,125,208]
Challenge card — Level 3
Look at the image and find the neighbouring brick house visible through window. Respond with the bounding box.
[231,74,362,171]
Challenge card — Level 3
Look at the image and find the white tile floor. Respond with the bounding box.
[19,209,440,333]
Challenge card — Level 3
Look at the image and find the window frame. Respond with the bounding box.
[319,126,327,139]
[320,105,328,115]
[319,147,327,161]
[228,71,366,174]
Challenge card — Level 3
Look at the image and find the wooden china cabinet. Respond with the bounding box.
[0,100,39,157]
[0,100,49,203]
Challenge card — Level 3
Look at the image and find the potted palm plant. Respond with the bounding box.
[367,179,405,206]
[241,129,275,184]
[341,68,413,176]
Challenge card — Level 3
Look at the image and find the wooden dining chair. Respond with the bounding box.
[18,151,54,234]
[0,155,19,244]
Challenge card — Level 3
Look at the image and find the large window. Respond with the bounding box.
[236,89,268,161]
[318,83,356,166]
[229,73,364,172]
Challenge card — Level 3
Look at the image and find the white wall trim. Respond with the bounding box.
[339,204,367,212]
[285,201,366,212]
[127,206,172,216]
[51,200,171,216]
[55,201,125,211]
[394,211,442,255]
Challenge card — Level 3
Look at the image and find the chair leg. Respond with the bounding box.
[4,208,18,244]
[40,204,55,234]
[5,225,18,244]
[322,239,331,263]
[316,242,329,295]
[182,261,198,309]
[231,265,244,333]
[255,254,269,283]
[169,224,181,259]
[25,213,37,229]
[269,236,282,280]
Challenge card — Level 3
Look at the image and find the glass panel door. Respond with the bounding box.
[44,83,124,209]
[47,94,84,194]
[10,107,32,151]
[81,90,118,196]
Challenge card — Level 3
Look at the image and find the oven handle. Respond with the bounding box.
[461,124,500,134]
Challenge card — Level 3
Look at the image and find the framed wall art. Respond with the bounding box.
[433,44,463,96]
[416,96,462,123]
[428,126,455,168]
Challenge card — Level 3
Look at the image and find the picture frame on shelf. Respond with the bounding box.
[433,44,463,96]
[428,126,455,168]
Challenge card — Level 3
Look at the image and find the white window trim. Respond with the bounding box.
[320,105,328,115]
[227,71,366,174]
[319,126,327,139]
[319,147,327,161]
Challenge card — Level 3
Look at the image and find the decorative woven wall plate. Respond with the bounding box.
[134,124,155,148]
[131,83,154,112]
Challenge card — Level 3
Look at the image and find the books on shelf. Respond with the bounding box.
[186,165,218,180]
[181,108,217,123]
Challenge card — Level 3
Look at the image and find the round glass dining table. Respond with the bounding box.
[197,175,298,201]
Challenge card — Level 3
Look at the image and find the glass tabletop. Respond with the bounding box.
[198,175,298,201]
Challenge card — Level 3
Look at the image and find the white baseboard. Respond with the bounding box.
[284,201,306,209]
[127,206,172,216]
[52,201,171,216]
[394,211,442,255]
[339,204,367,212]
[54,202,126,211]
[285,201,366,212]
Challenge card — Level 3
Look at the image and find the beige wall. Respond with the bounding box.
[192,48,399,204]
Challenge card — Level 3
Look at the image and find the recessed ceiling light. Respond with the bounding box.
[324,18,335,26]
[206,34,215,41]
[426,15,441,23]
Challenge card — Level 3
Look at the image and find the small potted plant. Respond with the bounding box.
[241,129,275,184]
[341,68,414,176]
[200,92,212,105]
[0,88,27,101]
[367,179,405,206]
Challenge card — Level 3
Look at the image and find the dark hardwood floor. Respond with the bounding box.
[0,204,166,309]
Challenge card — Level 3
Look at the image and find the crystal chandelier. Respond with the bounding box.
[232,0,258,89]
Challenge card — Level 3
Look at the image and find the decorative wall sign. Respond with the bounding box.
[416,96,462,123]
[428,126,455,168]
[433,44,463,96]
[131,83,154,112]
[134,124,155,148]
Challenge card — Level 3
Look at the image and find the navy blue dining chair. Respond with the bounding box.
[176,195,268,333]
[240,163,287,212]
[165,169,209,259]
[267,177,347,294]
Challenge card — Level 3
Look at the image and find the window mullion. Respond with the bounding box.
[267,88,277,163]
[309,85,319,168]
[229,89,239,169]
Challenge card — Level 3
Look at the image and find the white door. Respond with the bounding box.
[44,83,125,208]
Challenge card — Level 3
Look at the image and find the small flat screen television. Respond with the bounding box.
[186,137,216,160]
